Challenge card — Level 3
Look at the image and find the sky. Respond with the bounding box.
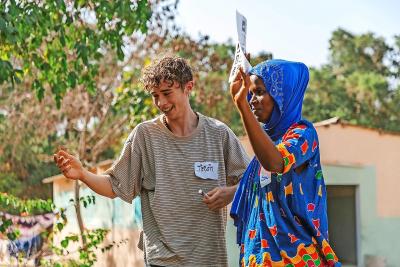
[175,0,399,68]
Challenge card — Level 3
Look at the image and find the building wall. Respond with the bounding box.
[316,124,400,217]
[52,179,144,267]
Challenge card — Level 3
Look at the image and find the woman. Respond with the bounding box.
[230,60,340,267]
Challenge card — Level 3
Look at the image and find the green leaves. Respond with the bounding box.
[0,0,152,107]
[304,28,400,132]
[329,28,391,76]
[33,79,45,101]
[79,195,96,208]
[0,60,19,86]
[0,192,55,214]
[60,239,69,248]
[57,222,64,232]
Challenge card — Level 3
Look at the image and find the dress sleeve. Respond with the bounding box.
[222,125,250,185]
[275,122,319,174]
[104,126,143,203]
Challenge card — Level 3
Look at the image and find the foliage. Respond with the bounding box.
[303,28,400,132]
[0,0,151,107]
[0,192,54,243]
[0,0,178,200]
[0,192,54,215]
[0,173,23,196]
[0,2,177,256]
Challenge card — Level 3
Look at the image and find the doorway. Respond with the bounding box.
[326,185,358,266]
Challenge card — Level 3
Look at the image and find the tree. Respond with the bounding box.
[0,0,178,184]
[0,0,151,107]
[303,28,400,132]
[0,0,178,252]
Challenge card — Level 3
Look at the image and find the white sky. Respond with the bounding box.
[176,0,399,67]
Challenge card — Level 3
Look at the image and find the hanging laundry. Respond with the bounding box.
[0,212,54,264]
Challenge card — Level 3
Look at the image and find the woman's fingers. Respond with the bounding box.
[239,67,250,85]
[238,67,250,89]
[238,67,245,80]
[233,67,242,82]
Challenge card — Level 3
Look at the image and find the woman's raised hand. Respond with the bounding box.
[230,66,251,108]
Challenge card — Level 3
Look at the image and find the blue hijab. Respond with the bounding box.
[248,59,309,140]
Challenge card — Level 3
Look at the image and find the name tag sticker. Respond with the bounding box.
[194,162,219,180]
[260,166,271,188]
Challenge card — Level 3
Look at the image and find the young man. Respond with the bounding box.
[54,56,250,267]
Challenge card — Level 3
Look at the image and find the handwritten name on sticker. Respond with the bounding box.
[194,162,219,180]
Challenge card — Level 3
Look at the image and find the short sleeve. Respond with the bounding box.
[222,125,250,185]
[276,122,319,174]
[104,126,143,203]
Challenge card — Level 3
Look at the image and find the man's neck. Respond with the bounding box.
[164,110,199,137]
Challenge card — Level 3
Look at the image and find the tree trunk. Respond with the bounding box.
[75,118,89,247]
[74,180,86,246]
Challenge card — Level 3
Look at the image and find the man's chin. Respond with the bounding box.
[162,107,174,117]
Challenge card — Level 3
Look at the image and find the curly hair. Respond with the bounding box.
[141,55,193,91]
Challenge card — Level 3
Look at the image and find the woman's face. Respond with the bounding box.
[248,75,275,123]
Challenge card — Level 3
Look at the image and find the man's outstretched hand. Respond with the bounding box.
[54,148,85,180]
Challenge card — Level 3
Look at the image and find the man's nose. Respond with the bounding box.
[157,95,167,107]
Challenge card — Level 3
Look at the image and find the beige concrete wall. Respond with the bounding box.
[98,229,144,267]
[239,124,400,217]
[317,124,400,217]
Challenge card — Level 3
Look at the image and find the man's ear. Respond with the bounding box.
[184,81,194,94]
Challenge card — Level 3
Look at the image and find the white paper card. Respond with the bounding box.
[229,11,252,83]
[236,10,247,53]
[194,162,219,180]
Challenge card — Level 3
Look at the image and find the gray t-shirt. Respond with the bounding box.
[106,113,250,267]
